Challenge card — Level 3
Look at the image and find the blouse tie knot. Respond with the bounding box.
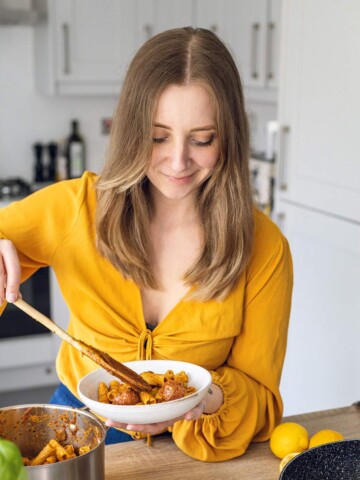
[137,329,153,360]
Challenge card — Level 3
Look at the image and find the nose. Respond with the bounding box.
[169,140,190,173]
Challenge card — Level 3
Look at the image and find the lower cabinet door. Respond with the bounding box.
[274,200,360,415]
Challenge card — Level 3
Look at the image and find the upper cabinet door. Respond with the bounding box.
[137,0,194,44]
[224,0,268,89]
[195,0,280,101]
[276,0,360,222]
[194,0,226,37]
[266,0,281,89]
[54,0,138,83]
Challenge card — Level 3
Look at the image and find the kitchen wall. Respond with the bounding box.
[0,25,118,180]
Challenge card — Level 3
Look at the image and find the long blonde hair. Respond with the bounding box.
[96,27,253,301]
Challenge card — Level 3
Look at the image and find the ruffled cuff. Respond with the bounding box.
[171,366,279,461]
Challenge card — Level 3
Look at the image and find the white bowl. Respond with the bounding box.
[77,360,212,425]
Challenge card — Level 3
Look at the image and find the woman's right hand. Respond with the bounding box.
[0,239,21,304]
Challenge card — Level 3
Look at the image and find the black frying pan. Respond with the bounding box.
[279,440,360,480]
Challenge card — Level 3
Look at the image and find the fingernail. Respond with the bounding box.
[6,293,16,303]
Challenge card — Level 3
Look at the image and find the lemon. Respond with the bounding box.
[279,452,301,473]
[270,422,309,459]
[309,429,344,448]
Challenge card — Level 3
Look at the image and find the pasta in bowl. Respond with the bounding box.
[77,360,212,424]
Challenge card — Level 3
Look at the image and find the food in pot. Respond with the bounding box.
[0,406,103,469]
[98,369,196,405]
[23,438,92,466]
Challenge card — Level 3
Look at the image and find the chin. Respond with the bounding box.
[157,185,198,201]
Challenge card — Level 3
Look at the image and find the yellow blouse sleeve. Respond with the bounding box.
[0,173,95,282]
[0,173,94,317]
[172,214,293,461]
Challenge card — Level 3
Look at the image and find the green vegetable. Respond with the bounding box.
[0,438,28,480]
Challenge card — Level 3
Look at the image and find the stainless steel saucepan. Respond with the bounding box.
[0,404,106,480]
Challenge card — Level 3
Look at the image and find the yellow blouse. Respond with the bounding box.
[0,172,293,462]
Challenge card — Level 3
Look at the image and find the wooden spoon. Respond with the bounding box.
[13,298,152,393]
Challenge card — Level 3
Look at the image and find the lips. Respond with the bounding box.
[165,173,195,184]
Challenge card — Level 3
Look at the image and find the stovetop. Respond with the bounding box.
[0,177,31,199]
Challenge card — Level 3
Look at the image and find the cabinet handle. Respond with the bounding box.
[266,22,275,80]
[275,212,286,231]
[144,24,153,39]
[250,23,260,79]
[62,23,70,75]
[278,125,290,191]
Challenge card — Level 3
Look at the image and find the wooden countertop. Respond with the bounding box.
[105,404,360,480]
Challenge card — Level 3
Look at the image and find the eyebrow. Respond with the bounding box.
[154,123,216,132]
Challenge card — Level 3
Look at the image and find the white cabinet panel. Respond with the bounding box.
[275,201,360,415]
[277,0,360,222]
[194,0,226,39]
[137,0,194,43]
[196,0,279,102]
[225,0,268,89]
[267,0,280,89]
[35,0,139,95]
[54,0,138,83]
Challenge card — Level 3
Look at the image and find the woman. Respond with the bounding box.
[0,27,293,461]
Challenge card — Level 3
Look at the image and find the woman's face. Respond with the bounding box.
[146,83,220,202]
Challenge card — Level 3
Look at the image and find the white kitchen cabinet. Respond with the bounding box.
[193,0,225,36]
[275,201,360,415]
[274,0,360,415]
[34,0,139,95]
[195,0,280,102]
[34,0,194,95]
[34,0,281,98]
[137,0,193,44]
[277,0,360,223]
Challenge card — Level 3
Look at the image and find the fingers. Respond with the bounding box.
[104,402,207,437]
[0,240,21,304]
[125,419,175,435]
[183,402,206,421]
[104,420,127,429]
[106,419,173,436]
[105,417,183,436]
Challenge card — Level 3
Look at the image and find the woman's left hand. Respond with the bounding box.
[105,382,223,436]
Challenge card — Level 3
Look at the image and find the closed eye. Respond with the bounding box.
[153,137,166,144]
[152,134,216,146]
[192,135,215,147]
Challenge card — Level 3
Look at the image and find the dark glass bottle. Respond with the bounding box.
[47,142,58,182]
[33,142,44,182]
[66,120,85,178]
